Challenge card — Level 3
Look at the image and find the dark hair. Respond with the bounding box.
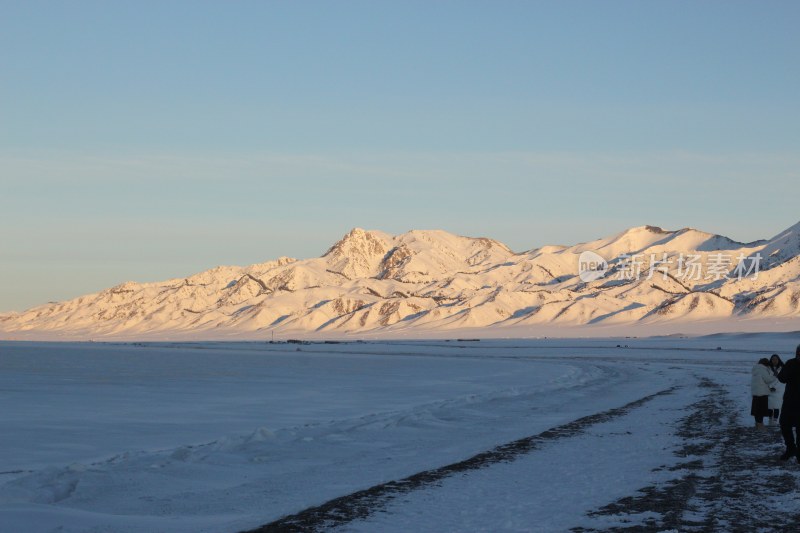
[759,357,771,366]
[771,353,784,366]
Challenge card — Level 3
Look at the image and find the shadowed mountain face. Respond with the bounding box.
[2,223,798,338]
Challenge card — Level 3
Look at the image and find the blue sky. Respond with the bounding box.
[1,1,798,312]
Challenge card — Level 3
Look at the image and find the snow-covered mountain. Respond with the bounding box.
[2,222,799,339]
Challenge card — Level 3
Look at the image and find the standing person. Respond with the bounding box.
[778,345,800,461]
[751,358,776,430]
[768,354,785,426]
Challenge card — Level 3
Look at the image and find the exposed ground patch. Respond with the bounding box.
[574,378,800,532]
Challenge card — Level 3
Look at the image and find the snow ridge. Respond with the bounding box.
[1,223,798,338]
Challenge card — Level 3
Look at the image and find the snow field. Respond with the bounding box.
[0,335,796,532]
[337,387,695,532]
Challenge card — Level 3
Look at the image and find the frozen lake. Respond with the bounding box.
[1,334,798,532]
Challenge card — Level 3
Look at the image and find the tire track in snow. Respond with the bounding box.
[241,386,678,533]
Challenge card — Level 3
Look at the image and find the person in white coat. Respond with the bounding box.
[769,354,786,426]
[752,358,777,430]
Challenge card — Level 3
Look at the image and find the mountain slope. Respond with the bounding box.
[1,222,798,339]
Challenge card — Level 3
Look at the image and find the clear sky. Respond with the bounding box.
[1,1,798,312]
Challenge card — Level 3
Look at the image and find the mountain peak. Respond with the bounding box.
[760,220,800,267]
[569,224,749,256]
[323,228,391,279]
[324,228,386,257]
[397,229,512,252]
[642,225,672,234]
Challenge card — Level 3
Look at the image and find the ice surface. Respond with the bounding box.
[0,334,798,532]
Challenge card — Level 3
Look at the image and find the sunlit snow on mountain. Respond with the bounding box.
[1,222,798,339]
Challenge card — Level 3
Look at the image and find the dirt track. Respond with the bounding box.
[575,377,800,532]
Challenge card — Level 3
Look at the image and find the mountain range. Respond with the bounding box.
[2,222,799,339]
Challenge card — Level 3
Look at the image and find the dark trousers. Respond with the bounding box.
[780,413,800,451]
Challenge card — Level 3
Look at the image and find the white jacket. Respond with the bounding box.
[752,363,777,396]
[769,369,786,409]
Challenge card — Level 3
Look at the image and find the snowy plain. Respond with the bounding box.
[1,333,799,532]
